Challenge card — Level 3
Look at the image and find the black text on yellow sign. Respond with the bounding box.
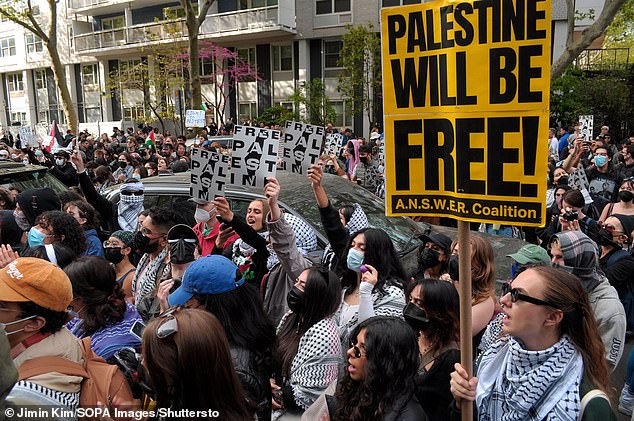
[381,0,551,227]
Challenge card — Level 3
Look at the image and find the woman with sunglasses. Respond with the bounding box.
[404,278,460,421]
[599,178,634,223]
[450,266,615,421]
[103,230,137,300]
[331,316,425,420]
[143,307,256,420]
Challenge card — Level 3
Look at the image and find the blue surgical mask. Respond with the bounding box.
[346,248,365,272]
[132,173,141,180]
[594,154,607,167]
[67,305,84,320]
[27,227,47,248]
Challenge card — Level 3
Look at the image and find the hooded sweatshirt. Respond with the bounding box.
[551,230,626,370]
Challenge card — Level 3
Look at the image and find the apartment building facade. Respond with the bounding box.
[0,0,590,136]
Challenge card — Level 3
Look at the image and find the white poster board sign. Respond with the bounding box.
[325,133,343,154]
[185,110,206,128]
[579,115,594,143]
[230,125,280,187]
[190,148,230,201]
[18,126,37,147]
[283,121,325,175]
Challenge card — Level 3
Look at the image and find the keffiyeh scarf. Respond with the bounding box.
[117,182,144,231]
[551,230,602,292]
[476,335,583,421]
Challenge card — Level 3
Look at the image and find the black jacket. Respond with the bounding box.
[230,345,272,421]
[50,162,78,187]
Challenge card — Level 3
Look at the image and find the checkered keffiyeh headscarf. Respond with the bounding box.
[550,230,602,292]
[117,181,145,231]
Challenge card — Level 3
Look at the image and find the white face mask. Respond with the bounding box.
[55,158,65,167]
[194,207,211,224]
[2,314,37,336]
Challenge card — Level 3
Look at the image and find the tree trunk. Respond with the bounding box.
[187,18,202,110]
[48,43,78,133]
[551,0,627,79]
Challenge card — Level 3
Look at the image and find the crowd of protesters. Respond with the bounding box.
[0,119,631,420]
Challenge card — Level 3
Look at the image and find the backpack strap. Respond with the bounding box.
[579,389,610,419]
[18,356,89,381]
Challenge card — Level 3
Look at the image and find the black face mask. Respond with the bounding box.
[104,247,125,264]
[135,231,159,254]
[287,286,305,313]
[169,240,196,265]
[557,175,569,186]
[403,302,430,332]
[596,228,623,249]
[418,248,441,270]
[448,255,459,281]
[619,190,634,203]
[119,161,128,169]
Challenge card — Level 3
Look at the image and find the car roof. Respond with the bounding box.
[0,161,48,175]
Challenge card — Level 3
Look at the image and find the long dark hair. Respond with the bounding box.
[64,256,127,334]
[338,228,406,293]
[406,278,460,356]
[142,308,255,420]
[192,283,276,371]
[334,317,420,421]
[36,211,87,256]
[277,267,341,377]
[23,243,77,268]
[65,200,100,231]
[531,266,610,395]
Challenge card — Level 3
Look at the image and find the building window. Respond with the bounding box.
[331,100,353,127]
[240,0,277,9]
[0,38,16,57]
[200,57,214,76]
[123,105,145,121]
[7,73,24,92]
[10,112,27,125]
[25,33,43,53]
[272,45,292,72]
[34,69,47,89]
[324,40,343,69]
[85,107,102,122]
[316,0,350,14]
[238,48,256,67]
[82,64,99,87]
[38,110,49,124]
[382,0,420,5]
[102,16,125,30]
[238,102,257,123]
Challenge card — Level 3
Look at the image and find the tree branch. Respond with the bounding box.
[0,7,46,41]
[197,0,215,28]
[551,0,627,79]
[565,0,575,48]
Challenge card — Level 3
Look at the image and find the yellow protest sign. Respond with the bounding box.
[381,0,551,227]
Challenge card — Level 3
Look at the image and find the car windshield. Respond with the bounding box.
[0,168,68,194]
[279,177,423,254]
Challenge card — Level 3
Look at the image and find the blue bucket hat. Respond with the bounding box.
[168,255,244,306]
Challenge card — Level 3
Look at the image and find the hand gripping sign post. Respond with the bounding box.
[283,121,326,175]
[230,125,280,188]
[381,0,551,417]
[190,148,230,201]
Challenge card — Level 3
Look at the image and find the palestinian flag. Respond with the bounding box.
[145,130,155,146]
[44,120,65,152]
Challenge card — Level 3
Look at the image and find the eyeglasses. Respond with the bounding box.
[602,224,624,235]
[121,190,143,196]
[156,306,181,339]
[102,240,123,249]
[349,339,366,359]
[501,283,559,308]
[140,227,167,237]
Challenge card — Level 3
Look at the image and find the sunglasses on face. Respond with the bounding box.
[121,190,143,196]
[501,283,559,308]
[349,339,366,359]
[602,224,624,235]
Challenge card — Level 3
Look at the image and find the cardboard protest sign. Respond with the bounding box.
[579,115,594,143]
[283,121,325,175]
[230,125,280,188]
[325,133,343,154]
[185,110,206,128]
[190,148,230,201]
[18,126,37,147]
[381,0,551,227]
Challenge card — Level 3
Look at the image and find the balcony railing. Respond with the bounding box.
[70,0,115,10]
[73,4,295,53]
[574,48,632,72]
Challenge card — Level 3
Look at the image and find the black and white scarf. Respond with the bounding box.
[476,335,583,421]
[117,181,144,231]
